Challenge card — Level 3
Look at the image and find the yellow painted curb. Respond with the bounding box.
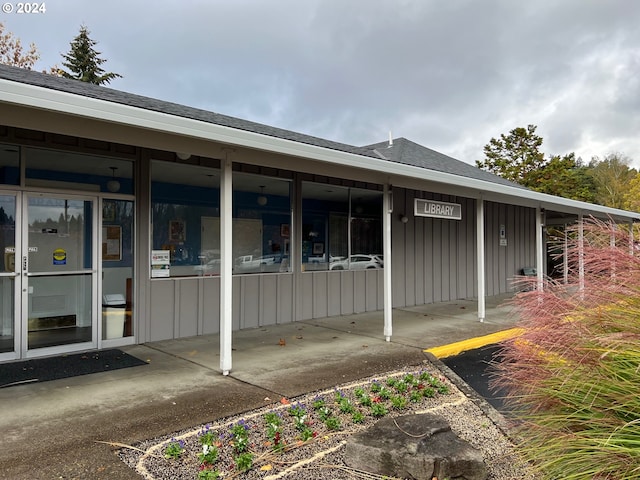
[425,327,525,359]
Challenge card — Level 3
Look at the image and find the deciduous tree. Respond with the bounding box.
[0,21,39,69]
[589,153,636,209]
[60,25,121,85]
[622,172,640,213]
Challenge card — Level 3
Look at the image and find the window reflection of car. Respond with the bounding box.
[234,254,282,272]
[194,257,221,275]
[329,254,383,270]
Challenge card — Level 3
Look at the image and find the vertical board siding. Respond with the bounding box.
[414,213,425,305]
[403,189,416,306]
[202,277,220,334]
[178,279,199,337]
[149,280,176,341]
[261,274,278,326]
[391,189,536,307]
[353,270,367,313]
[300,273,314,319]
[327,272,342,317]
[313,271,328,319]
[277,274,294,324]
[340,270,355,314]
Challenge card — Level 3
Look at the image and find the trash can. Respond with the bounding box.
[103,293,126,339]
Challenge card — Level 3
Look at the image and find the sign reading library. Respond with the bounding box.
[414,199,462,220]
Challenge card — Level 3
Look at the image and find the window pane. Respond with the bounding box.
[302,182,383,271]
[233,173,291,274]
[102,199,134,339]
[0,144,20,185]
[302,183,348,271]
[25,148,133,194]
[151,161,220,277]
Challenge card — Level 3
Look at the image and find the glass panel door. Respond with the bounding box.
[0,194,17,355]
[23,194,96,352]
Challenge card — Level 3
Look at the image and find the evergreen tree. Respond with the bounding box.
[60,25,121,85]
[476,125,546,186]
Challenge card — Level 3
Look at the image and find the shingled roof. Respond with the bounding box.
[0,64,521,189]
[364,137,524,189]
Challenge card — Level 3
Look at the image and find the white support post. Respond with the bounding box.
[383,184,393,341]
[630,221,634,256]
[220,157,233,375]
[578,214,585,295]
[563,225,569,284]
[476,197,485,322]
[536,208,544,292]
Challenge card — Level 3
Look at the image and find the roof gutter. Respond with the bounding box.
[1,78,639,221]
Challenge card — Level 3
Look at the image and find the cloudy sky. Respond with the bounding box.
[2,0,640,167]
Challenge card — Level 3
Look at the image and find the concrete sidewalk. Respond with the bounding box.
[0,295,518,480]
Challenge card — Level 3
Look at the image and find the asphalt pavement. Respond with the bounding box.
[442,344,506,411]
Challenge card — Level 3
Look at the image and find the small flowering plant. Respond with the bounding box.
[163,438,185,460]
[230,419,250,454]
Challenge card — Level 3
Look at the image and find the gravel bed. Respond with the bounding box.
[119,362,537,480]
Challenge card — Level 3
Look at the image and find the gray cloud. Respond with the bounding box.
[3,0,640,167]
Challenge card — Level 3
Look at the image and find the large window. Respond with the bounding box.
[231,173,292,274]
[151,161,221,277]
[150,163,292,277]
[301,182,383,271]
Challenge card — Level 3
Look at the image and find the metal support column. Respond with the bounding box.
[220,157,233,375]
[476,197,485,322]
[383,184,393,341]
[536,207,544,291]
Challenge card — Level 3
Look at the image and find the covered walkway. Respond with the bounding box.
[0,294,517,479]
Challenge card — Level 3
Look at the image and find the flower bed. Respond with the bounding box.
[120,364,536,480]
[123,367,453,479]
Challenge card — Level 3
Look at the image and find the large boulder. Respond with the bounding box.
[344,413,487,480]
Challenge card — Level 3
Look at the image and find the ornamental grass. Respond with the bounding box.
[492,217,640,479]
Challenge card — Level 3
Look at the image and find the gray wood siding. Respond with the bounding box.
[149,273,294,341]
[391,189,536,307]
[297,269,384,320]
[484,201,536,295]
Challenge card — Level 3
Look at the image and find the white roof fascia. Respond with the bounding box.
[1,79,639,222]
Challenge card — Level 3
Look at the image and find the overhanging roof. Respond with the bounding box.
[0,64,638,222]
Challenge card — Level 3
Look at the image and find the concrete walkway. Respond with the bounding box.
[0,295,519,480]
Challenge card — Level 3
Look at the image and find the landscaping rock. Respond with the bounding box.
[344,413,488,480]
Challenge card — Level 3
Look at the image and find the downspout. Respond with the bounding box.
[383,184,393,341]
[476,196,485,322]
[220,156,233,375]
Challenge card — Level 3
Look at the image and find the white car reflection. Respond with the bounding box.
[329,254,383,270]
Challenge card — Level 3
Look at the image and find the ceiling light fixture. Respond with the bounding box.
[257,185,268,206]
[107,166,120,193]
[176,152,191,160]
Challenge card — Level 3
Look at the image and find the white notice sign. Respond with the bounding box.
[151,250,171,278]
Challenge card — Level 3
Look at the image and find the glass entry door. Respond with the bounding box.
[0,194,17,357]
[22,194,97,355]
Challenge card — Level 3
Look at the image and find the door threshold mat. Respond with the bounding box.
[0,349,148,388]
